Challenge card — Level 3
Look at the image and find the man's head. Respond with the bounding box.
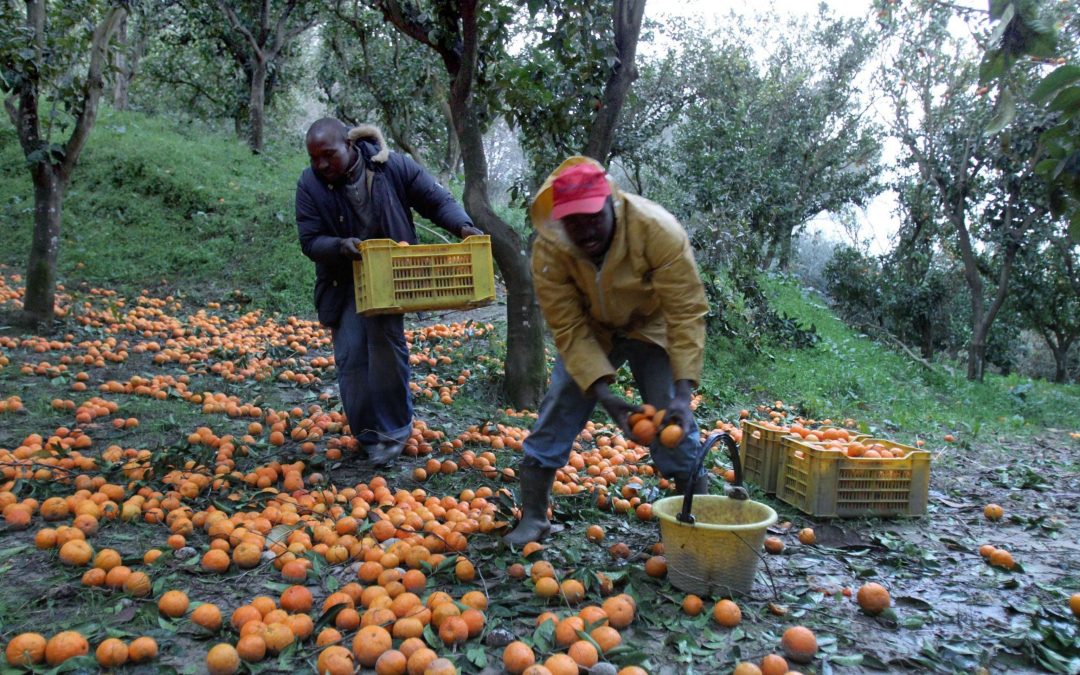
[305,118,354,184]
[551,163,614,259]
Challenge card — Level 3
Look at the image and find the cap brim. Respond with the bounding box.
[551,196,608,221]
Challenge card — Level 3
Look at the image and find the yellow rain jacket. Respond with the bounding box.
[528,156,708,392]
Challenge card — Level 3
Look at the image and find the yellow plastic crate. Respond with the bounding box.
[776,436,931,518]
[739,420,787,494]
[352,236,495,316]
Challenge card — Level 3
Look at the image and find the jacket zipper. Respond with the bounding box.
[595,262,607,324]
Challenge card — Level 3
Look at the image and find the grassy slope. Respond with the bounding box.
[1,110,313,314]
[3,109,1078,438]
[703,278,1080,440]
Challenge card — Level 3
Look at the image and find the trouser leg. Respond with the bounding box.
[521,357,598,470]
[332,309,412,447]
[363,313,413,445]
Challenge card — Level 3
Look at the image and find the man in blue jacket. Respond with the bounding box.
[297,118,480,466]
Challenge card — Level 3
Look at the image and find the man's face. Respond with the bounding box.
[561,198,614,259]
[306,133,352,184]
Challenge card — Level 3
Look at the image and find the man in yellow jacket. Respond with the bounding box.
[504,157,710,546]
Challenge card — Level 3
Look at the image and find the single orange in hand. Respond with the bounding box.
[659,424,684,448]
[631,418,657,445]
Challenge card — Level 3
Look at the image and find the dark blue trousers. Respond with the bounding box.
[523,338,702,479]
[331,306,413,448]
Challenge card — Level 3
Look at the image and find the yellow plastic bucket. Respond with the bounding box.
[653,494,777,597]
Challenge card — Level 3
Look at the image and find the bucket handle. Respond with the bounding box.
[676,431,747,525]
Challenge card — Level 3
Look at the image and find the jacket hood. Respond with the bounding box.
[347,124,390,164]
[529,155,622,252]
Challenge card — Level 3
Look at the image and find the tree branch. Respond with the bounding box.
[62,4,127,181]
[270,0,315,57]
[152,73,228,106]
[12,0,45,159]
[858,320,953,376]
[374,0,458,73]
[215,0,265,62]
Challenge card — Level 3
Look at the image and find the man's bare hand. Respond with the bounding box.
[461,226,484,238]
[339,237,363,260]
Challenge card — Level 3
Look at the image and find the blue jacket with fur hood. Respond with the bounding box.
[296,124,474,328]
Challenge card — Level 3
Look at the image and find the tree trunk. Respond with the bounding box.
[583,0,645,163]
[452,93,545,410]
[23,167,64,324]
[966,330,987,380]
[439,95,460,184]
[248,60,267,154]
[1052,345,1068,383]
[234,107,246,139]
[920,319,934,361]
[14,2,125,325]
[951,209,989,381]
[450,3,545,409]
[112,15,129,110]
[777,223,795,271]
[761,227,781,271]
[1045,334,1073,384]
[376,0,546,408]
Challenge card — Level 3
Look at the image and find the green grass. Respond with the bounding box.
[1,110,321,315]
[701,276,1080,440]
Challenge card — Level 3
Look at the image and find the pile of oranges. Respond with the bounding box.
[501,591,641,674]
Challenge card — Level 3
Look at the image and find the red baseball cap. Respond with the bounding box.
[550,163,611,220]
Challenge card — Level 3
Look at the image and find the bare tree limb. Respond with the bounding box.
[152,73,228,105]
[13,0,45,158]
[215,0,265,62]
[858,321,953,376]
[271,0,315,56]
[62,4,127,182]
[374,0,456,72]
[584,0,645,162]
